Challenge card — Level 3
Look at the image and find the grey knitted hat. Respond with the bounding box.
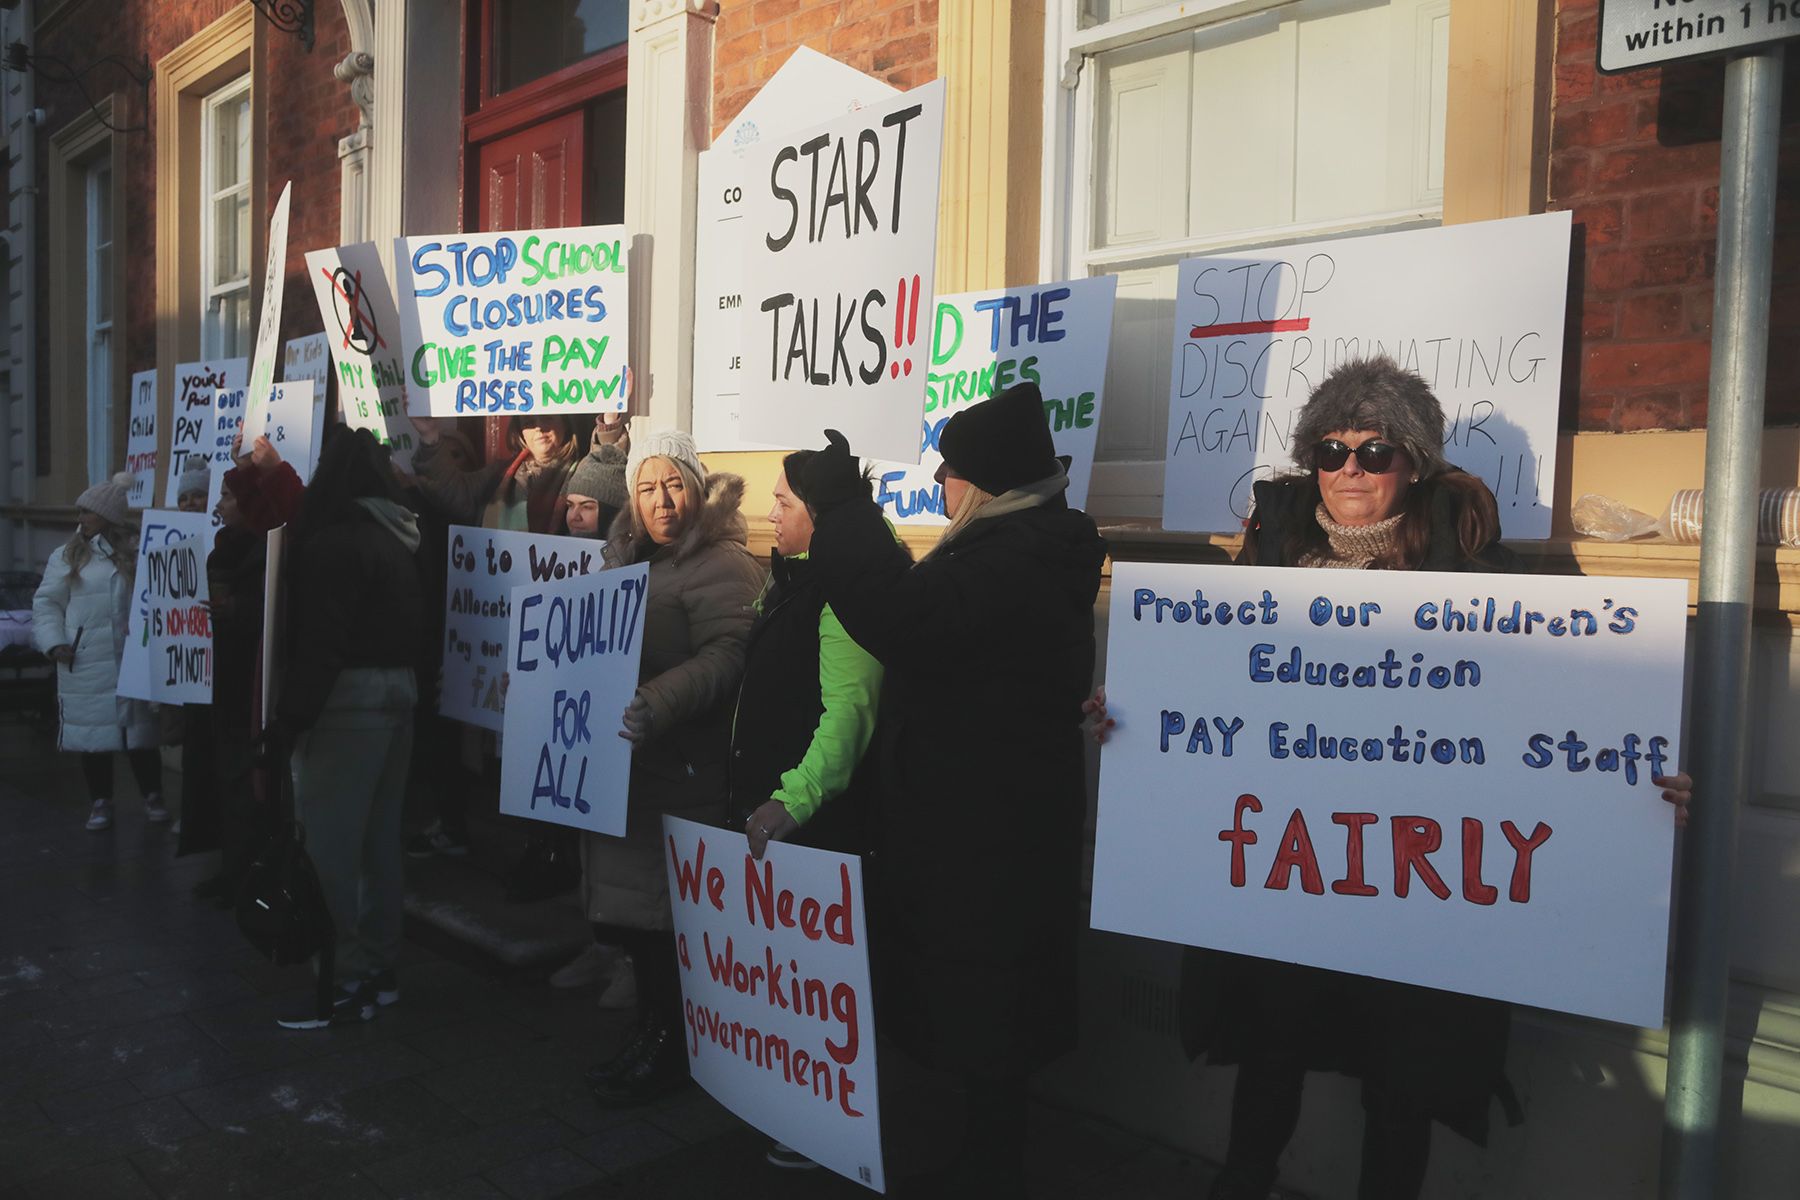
[75,471,133,526]
[1291,356,1448,480]
[564,447,628,512]
[626,429,707,496]
[177,460,210,500]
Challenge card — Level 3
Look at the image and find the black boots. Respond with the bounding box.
[585,1024,690,1107]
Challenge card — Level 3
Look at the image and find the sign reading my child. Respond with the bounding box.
[125,370,157,509]
[164,359,245,507]
[143,533,213,705]
[395,227,630,417]
[117,510,216,704]
[306,242,418,467]
[1089,562,1688,1028]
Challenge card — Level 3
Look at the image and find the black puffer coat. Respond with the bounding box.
[810,487,1105,1078]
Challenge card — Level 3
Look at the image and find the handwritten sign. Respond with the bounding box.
[1162,211,1571,538]
[664,816,884,1191]
[441,525,602,731]
[1090,562,1687,1027]
[243,181,293,435]
[737,81,946,462]
[204,387,249,517]
[164,359,245,507]
[305,242,418,468]
[118,510,215,702]
[143,533,213,703]
[499,563,648,837]
[259,381,321,483]
[125,370,157,509]
[395,226,631,417]
[870,277,1117,522]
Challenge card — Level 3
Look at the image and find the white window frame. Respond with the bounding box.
[84,159,113,487]
[199,74,252,360]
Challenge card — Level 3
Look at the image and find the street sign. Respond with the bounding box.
[1599,0,1800,73]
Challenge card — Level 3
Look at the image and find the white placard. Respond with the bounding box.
[259,381,321,483]
[441,525,604,731]
[664,815,884,1192]
[283,332,331,397]
[125,370,158,509]
[305,242,419,468]
[737,81,947,463]
[1090,562,1688,1028]
[499,563,648,837]
[143,533,213,704]
[693,51,897,451]
[118,510,216,702]
[1162,212,1571,539]
[395,227,630,416]
[869,277,1118,522]
[1598,0,1800,72]
[204,387,249,517]
[164,359,246,507]
[243,181,293,435]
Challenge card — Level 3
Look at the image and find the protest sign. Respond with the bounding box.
[204,387,249,516]
[259,381,321,482]
[260,525,286,731]
[1162,211,1571,538]
[118,510,215,702]
[441,525,603,731]
[1089,562,1688,1027]
[125,370,157,509]
[243,181,293,435]
[394,226,630,417]
[499,563,648,837]
[142,533,212,704]
[664,815,884,1191]
[692,50,896,451]
[869,277,1117,522]
[164,359,245,506]
[736,81,947,463]
[284,331,333,440]
[305,242,418,467]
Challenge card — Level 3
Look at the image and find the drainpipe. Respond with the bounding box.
[3,0,39,570]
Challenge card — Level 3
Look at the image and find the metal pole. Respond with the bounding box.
[1659,43,1784,1200]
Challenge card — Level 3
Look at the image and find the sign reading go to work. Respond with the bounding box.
[869,277,1117,523]
[395,227,630,416]
[164,359,245,507]
[441,525,602,731]
[500,563,648,837]
[1598,0,1800,72]
[306,242,418,468]
[737,81,947,463]
[125,370,157,509]
[1163,211,1570,538]
[1090,562,1688,1028]
[664,816,884,1192]
[118,510,216,703]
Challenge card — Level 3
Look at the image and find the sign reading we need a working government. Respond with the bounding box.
[1091,563,1688,1028]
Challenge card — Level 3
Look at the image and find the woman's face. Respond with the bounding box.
[565,494,602,536]
[937,463,972,520]
[1316,429,1413,527]
[215,487,246,530]
[76,510,106,539]
[635,458,696,545]
[768,471,815,557]
[519,419,569,464]
[177,490,209,515]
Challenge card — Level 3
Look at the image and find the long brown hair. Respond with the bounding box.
[1243,470,1500,570]
[61,520,138,582]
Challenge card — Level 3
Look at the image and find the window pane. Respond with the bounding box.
[1081,0,1173,28]
[212,91,249,191]
[212,192,249,287]
[93,245,112,323]
[206,292,249,360]
[492,0,628,95]
[91,165,112,242]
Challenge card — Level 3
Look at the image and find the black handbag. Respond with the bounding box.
[235,727,337,1017]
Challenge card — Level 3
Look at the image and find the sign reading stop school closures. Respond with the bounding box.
[306,242,418,468]
[1163,211,1570,539]
[395,227,630,417]
[441,525,602,731]
[664,816,884,1192]
[1089,563,1688,1027]
[499,563,647,837]
[143,534,212,704]
[164,359,245,507]
[118,511,216,703]
[125,370,157,509]
[870,277,1117,523]
[738,81,946,463]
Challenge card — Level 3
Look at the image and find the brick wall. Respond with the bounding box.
[1550,0,1800,430]
[713,0,938,138]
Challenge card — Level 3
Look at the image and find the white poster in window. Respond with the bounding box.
[118,510,216,703]
[305,242,419,468]
[1089,561,1687,1027]
[1161,212,1571,539]
[394,227,631,416]
[243,181,293,436]
[868,277,1118,523]
[259,381,321,483]
[125,370,158,509]
[736,81,947,463]
[164,359,246,507]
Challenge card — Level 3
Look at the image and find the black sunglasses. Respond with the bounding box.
[1311,439,1404,475]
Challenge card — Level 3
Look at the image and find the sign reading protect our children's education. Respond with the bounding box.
[395,227,630,417]
[306,242,418,468]
[737,81,947,463]
[1089,562,1688,1028]
[164,359,245,507]
[142,533,212,704]
[441,525,603,731]
[664,816,884,1192]
[1162,211,1570,539]
[243,182,294,436]
[869,277,1118,523]
[118,510,216,703]
[125,370,157,509]
[499,563,648,837]
[259,381,322,483]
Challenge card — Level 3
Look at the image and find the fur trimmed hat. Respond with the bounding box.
[75,471,133,526]
[938,381,1060,497]
[626,428,708,495]
[1291,357,1449,480]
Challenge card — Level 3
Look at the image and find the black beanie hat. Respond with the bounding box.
[938,381,1058,497]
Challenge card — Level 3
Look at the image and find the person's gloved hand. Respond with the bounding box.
[800,429,867,514]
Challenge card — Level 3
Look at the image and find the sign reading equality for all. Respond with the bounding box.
[1089,562,1687,1028]
[118,510,216,703]
[1162,211,1571,538]
[870,277,1118,523]
[164,359,245,507]
[306,242,418,467]
[664,816,884,1192]
[1598,0,1800,72]
[125,370,157,509]
[737,81,947,463]
[500,563,648,837]
[395,227,630,417]
[441,525,603,731]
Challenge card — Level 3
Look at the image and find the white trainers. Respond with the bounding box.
[596,956,638,1011]
[143,793,170,824]
[550,941,620,989]
[85,801,112,832]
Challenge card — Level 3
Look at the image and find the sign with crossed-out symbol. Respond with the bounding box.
[324,265,386,356]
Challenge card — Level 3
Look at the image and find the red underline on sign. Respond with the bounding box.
[1189,318,1312,338]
